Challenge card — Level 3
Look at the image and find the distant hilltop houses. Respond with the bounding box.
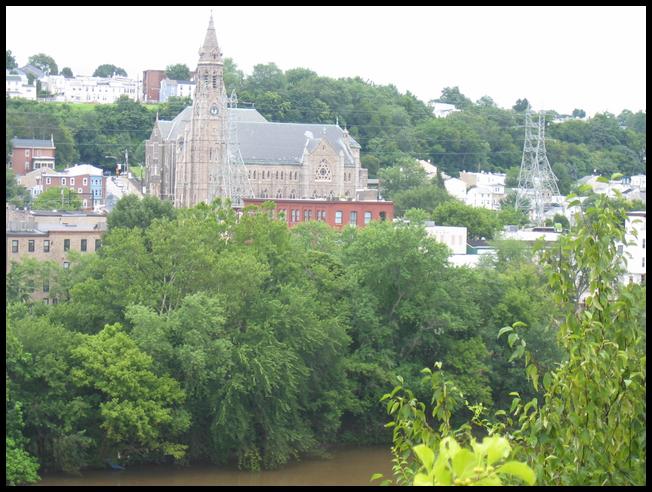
[6,64,197,104]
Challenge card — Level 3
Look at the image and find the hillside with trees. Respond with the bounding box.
[5,58,646,188]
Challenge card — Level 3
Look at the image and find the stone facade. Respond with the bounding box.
[144,15,368,208]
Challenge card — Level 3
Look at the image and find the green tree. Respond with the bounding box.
[6,49,18,69]
[107,195,176,230]
[9,313,92,474]
[223,57,245,94]
[512,98,530,112]
[432,200,501,240]
[156,96,192,120]
[165,63,190,81]
[32,186,82,211]
[60,67,73,78]
[392,183,452,217]
[436,86,473,110]
[71,323,190,461]
[501,192,646,485]
[6,168,32,208]
[571,108,586,118]
[6,321,41,485]
[93,64,127,78]
[378,158,427,199]
[28,53,58,75]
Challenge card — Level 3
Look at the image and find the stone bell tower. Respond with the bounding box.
[175,14,227,207]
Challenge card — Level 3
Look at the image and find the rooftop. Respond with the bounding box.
[11,137,55,149]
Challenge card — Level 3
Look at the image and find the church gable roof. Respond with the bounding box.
[238,122,360,166]
[154,106,359,166]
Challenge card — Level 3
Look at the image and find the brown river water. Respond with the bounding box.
[36,446,394,486]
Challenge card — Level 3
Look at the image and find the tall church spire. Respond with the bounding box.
[198,13,221,64]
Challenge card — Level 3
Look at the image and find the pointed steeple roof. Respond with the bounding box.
[198,13,222,63]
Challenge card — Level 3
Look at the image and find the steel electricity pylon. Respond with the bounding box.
[515,108,560,225]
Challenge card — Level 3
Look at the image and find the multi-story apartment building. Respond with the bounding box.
[243,198,393,230]
[142,70,166,103]
[6,210,108,305]
[40,75,140,103]
[9,137,56,176]
[159,78,196,102]
[40,164,106,211]
[459,171,506,210]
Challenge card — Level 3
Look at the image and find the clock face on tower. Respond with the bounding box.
[210,104,220,116]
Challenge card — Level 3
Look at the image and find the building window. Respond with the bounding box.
[63,261,70,269]
[25,149,30,157]
[315,160,332,182]
[618,245,624,255]
[335,211,343,225]
[61,177,66,185]
[64,239,70,251]
[81,239,87,252]
[70,177,75,185]
[303,209,312,221]
[43,240,50,252]
[43,280,49,293]
[290,190,296,199]
[643,238,646,249]
[43,298,49,305]
[28,240,35,252]
[643,257,646,268]
[12,240,19,253]
[380,212,387,221]
[83,199,88,208]
[364,211,372,224]
[349,211,358,227]
[83,177,88,185]
[46,177,51,184]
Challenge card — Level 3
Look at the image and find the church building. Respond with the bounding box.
[144,15,369,208]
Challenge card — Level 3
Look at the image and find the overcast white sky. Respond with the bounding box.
[6,6,646,116]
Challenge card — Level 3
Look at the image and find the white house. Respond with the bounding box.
[417,160,438,180]
[430,102,460,118]
[40,75,140,103]
[443,177,468,201]
[424,223,467,255]
[629,175,646,191]
[6,70,37,100]
[159,79,196,102]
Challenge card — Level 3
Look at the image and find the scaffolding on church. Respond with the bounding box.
[210,89,255,208]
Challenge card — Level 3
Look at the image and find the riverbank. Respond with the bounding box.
[36,446,394,486]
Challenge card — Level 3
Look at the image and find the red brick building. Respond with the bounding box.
[142,70,166,103]
[243,198,394,229]
[9,137,56,176]
[41,165,106,211]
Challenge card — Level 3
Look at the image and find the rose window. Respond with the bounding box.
[315,161,332,182]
